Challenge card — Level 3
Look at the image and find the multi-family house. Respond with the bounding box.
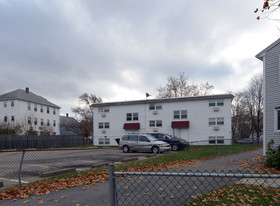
[92,94,233,146]
[0,87,60,135]
[256,38,280,155]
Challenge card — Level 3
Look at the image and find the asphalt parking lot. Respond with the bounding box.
[0,147,157,190]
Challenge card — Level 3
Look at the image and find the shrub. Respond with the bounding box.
[264,139,280,170]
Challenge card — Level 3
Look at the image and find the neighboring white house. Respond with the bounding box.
[92,94,234,146]
[256,38,280,155]
[0,87,60,135]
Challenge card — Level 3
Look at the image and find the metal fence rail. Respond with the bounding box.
[109,164,280,206]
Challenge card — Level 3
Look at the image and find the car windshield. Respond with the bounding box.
[164,134,174,139]
[146,134,159,141]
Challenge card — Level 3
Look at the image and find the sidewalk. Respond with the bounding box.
[1,149,263,206]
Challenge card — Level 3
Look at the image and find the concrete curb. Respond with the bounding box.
[40,168,76,178]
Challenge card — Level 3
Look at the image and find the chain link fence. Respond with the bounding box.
[109,164,280,206]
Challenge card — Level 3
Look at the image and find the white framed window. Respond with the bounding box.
[209,136,224,144]
[34,104,37,112]
[209,136,216,144]
[105,137,110,145]
[11,116,15,121]
[40,106,43,113]
[99,122,110,129]
[209,117,224,126]
[209,118,216,126]
[11,101,14,107]
[98,107,110,113]
[53,120,56,127]
[4,101,7,108]
[34,118,37,125]
[47,107,50,114]
[217,117,224,125]
[99,138,104,145]
[149,103,162,110]
[149,120,162,127]
[173,110,187,119]
[47,119,50,126]
[4,116,7,122]
[126,113,138,121]
[53,109,56,115]
[40,118,44,126]
[28,103,31,110]
[209,99,224,107]
[28,117,31,124]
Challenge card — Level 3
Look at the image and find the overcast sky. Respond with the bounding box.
[0,0,279,116]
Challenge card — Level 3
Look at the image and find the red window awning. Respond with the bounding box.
[123,123,140,130]
[171,121,189,128]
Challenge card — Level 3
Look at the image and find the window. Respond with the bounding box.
[209,136,224,144]
[40,106,43,113]
[4,116,7,122]
[105,137,110,145]
[98,107,110,113]
[209,117,224,126]
[217,99,224,106]
[149,103,162,110]
[209,118,216,126]
[99,122,110,129]
[53,109,56,115]
[209,99,224,107]
[173,110,187,119]
[4,101,7,108]
[11,116,15,121]
[99,138,104,145]
[28,117,31,124]
[209,136,216,144]
[217,117,224,125]
[217,136,224,144]
[34,118,37,125]
[40,119,44,126]
[47,119,50,126]
[53,120,56,127]
[276,108,280,131]
[47,107,50,114]
[149,120,162,127]
[34,104,37,112]
[126,113,138,121]
[139,135,150,142]
[209,100,216,107]
[11,101,14,107]
[27,103,31,110]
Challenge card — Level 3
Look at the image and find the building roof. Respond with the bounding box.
[256,38,280,61]
[91,93,234,108]
[0,88,60,108]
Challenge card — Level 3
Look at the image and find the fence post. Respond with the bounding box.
[18,150,26,187]
[109,163,116,206]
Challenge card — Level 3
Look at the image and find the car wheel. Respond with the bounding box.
[122,145,130,153]
[171,144,179,151]
[152,146,159,154]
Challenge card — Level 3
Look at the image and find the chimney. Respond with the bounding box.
[25,87,29,93]
[66,113,69,117]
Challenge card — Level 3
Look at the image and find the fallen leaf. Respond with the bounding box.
[23,200,30,204]
[38,200,44,205]
[61,196,66,199]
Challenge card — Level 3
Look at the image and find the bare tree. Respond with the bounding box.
[72,93,102,137]
[255,0,280,21]
[156,72,214,98]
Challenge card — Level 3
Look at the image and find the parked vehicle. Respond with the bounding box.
[147,133,189,151]
[237,138,253,144]
[119,134,170,153]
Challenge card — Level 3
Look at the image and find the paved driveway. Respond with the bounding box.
[0,147,156,190]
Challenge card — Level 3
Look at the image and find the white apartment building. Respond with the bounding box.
[92,94,234,146]
[0,88,60,135]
